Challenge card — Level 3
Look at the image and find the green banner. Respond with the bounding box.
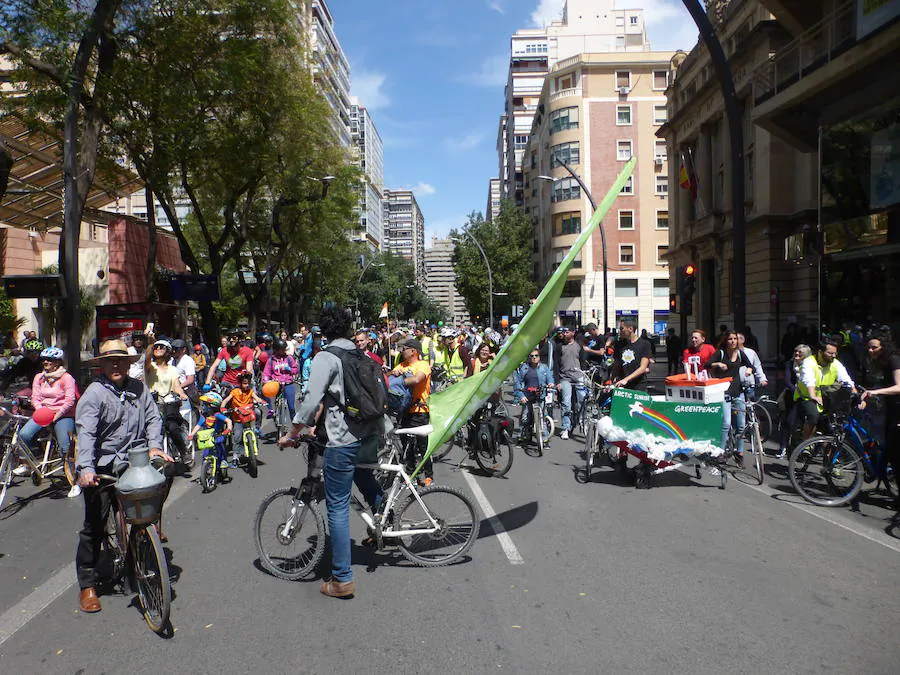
[595,388,725,461]
[419,158,637,469]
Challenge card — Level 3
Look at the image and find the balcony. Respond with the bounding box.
[550,88,582,103]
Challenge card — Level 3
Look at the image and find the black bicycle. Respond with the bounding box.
[433,399,515,477]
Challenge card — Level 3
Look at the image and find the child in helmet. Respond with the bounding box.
[221,371,266,466]
[188,391,233,468]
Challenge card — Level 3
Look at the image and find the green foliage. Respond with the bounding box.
[451,200,534,323]
[353,253,447,326]
[0,288,26,337]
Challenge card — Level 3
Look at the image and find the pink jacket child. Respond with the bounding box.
[262,354,298,385]
[31,369,78,419]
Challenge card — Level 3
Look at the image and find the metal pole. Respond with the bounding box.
[464,229,493,328]
[557,159,606,331]
[63,98,82,380]
[681,0,746,331]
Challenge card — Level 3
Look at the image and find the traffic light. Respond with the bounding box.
[680,263,696,315]
[669,293,677,312]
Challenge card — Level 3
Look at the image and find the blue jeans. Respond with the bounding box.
[265,383,296,419]
[18,416,75,456]
[558,380,586,431]
[323,436,383,582]
[722,394,746,455]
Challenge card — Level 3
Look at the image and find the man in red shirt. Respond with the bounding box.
[204,329,254,393]
[681,329,716,375]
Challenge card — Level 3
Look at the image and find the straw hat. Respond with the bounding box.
[90,339,141,364]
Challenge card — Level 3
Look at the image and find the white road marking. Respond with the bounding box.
[460,470,524,565]
[0,475,194,648]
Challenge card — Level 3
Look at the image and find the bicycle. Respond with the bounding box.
[748,394,777,443]
[0,407,68,508]
[93,453,171,634]
[253,424,480,579]
[154,393,191,467]
[576,385,615,483]
[432,398,514,477]
[272,389,292,440]
[194,428,232,493]
[520,385,555,458]
[788,388,897,507]
[723,386,765,485]
[430,365,460,394]
[223,404,261,478]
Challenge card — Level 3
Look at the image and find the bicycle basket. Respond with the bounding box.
[821,386,853,417]
[115,482,166,525]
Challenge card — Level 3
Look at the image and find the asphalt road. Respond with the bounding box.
[1,392,898,674]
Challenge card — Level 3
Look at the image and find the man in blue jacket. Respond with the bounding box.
[513,348,555,445]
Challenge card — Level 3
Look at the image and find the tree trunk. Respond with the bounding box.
[144,183,158,301]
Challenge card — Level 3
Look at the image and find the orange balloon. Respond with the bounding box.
[261,381,281,398]
[500,318,509,328]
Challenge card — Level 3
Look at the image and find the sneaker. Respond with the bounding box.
[230,453,241,468]
[12,465,28,476]
[67,484,82,498]
[423,477,433,487]
[733,453,744,469]
[560,430,569,440]
[775,448,787,460]
[267,410,274,419]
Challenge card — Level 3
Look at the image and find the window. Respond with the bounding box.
[561,280,582,298]
[551,177,581,203]
[657,245,669,265]
[653,279,669,297]
[655,140,667,162]
[616,71,631,89]
[615,36,625,49]
[553,248,582,269]
[615,279,638,297]
[620,176,634,195]
[550,106,579,134]
[553,212,582,236]
[615,16,625,28]
[617,140,633,161]
[655,175,668,195]
[616,105,632,125]
[618,210,634,230]
[514,134,529,148]
[630,16,639,25]
[550,141,580,167]
[653,105,668,124]
[653,70,669,90]
[619,244,635,265]
[656,210,669,229]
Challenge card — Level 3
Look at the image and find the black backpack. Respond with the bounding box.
[325,345,388,422]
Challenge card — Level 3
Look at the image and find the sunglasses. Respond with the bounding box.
[529,354,540,358]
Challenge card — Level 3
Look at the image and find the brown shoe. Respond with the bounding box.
[79,587,101,613]
[320,578,355,598]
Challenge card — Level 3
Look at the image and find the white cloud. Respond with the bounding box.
[409,182,436,197]
[531,0,564,27]
[350,71,389,110]
[444,131,486,153]
[456,54,508,87]
[487,0,506,14]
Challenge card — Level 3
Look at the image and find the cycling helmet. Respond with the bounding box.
[236,370,253,383]
[23,339,44,353]
[194,344,202,351]
[153,339,172,351]
[200,391,223,408]
[273,339,288,351]
[258,332,273,344]
[439,327,456,338]
[40,346,65,361]
[171,339,187,350]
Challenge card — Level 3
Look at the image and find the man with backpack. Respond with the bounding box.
[277,307,386,599]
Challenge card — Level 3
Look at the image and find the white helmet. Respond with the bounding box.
[439,327,456,338]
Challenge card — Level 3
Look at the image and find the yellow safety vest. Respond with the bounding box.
[420,336,434,363]
[439,345,467,379]
[795,355,838,407]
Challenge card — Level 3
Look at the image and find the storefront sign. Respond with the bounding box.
[856,0,900,39]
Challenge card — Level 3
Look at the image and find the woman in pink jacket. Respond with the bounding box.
[17,346,78,474]
[262,339,299,420]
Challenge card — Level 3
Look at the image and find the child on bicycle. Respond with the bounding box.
[188,391,232,468]
[221,371,266,467]
[262,339,299,419]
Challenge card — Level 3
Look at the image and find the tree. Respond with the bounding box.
[451,200,533,324]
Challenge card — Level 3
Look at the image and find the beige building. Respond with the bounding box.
[523,48,675,332]
[423,238,468,324]
[383,189,426,283]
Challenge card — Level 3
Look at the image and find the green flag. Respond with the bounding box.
[418,158,637,465]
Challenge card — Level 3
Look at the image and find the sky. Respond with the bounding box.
[328,0,701,246]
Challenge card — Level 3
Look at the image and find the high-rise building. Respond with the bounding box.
[304,0,352,148]
[500,0,656,206]
[486,178,501,222]
[424,238,468,324]
[349,97,384,250]
[383,189,425,283]
[522,9,674,332]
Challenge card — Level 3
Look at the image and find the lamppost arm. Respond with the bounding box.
[464,230,494,328]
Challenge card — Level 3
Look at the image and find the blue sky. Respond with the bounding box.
[328,0,700,245]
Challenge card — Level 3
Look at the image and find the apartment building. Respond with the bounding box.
[486,178,501,222]
[423,238,468,324]
[303,0,352,149]
[383,189,426,283]
[523,49,674,331]
[500,0,658,207]
[350,98,384,250]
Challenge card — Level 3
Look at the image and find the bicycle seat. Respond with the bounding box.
[395,424,433,436]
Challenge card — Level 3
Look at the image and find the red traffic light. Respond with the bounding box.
[684,264,696,276]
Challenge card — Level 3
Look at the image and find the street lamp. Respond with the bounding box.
[450,231,495,328]
[537,158,608,333]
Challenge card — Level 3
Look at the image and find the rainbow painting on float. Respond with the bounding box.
[627,401,686,440]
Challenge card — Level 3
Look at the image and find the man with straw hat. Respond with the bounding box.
[73,338,173,614]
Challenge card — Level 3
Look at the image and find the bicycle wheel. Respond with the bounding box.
[200,455,217,493]
[132,525,171,633]
[752,402,775,443]
[99,502,128,588]
[0,444,13,509]
[747,422,765,485]
[275,398,289,439]
[433,429,463,462]
[474,429,514,477]
[253,486,325,580]
[576,420,597,484]
[63,443,77,487]
[788,436,864,507]
[522,406,542,458]
[245,431,259,478]
[394,485,479,566]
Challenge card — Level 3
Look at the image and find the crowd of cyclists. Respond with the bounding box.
[1,311,898,604]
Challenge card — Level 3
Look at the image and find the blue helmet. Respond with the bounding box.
[40,346,65,361]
